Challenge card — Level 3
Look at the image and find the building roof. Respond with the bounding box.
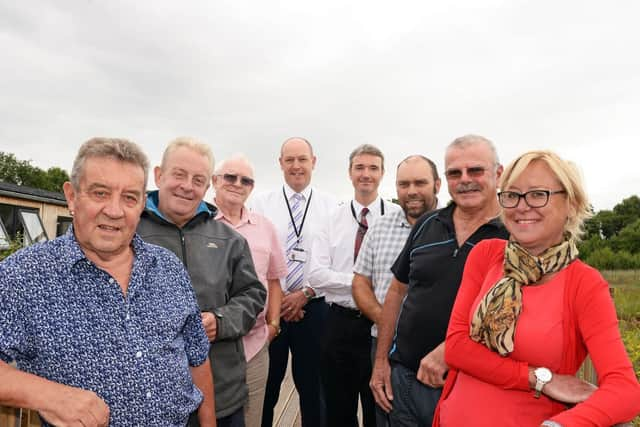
[0,181,68,206]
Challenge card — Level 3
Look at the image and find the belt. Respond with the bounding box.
[330,303,364,318]
[306,296,325,305]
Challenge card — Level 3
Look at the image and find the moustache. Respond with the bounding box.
[456,183,481,193]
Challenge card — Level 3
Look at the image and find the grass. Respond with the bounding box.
[603,271,640,426]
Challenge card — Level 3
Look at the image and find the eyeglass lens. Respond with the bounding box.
[222,173,255,187]
[445,166,486,179]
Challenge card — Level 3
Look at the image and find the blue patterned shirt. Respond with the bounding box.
[0,230,210,426]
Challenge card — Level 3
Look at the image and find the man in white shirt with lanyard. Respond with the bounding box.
[309,144,401,427]
[250,137,337,427]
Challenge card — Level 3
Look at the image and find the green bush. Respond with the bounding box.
[606,273,640,426]
[585,248,640,270]
[0,235,23,261]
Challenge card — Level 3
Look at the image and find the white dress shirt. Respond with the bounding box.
[250,184,339,294]
[309,196,402,308]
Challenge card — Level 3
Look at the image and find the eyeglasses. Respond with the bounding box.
[444,166,487,180]
[217,173,255,187]
[498,189,566,208]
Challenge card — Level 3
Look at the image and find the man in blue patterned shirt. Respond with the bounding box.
[352,155,440,427]
[0,138,216,427]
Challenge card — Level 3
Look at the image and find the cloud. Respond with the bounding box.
[1,0,639,209]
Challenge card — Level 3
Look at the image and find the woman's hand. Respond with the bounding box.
[543,374,597,404]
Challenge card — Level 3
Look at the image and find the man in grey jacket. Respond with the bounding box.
[137,137,266,427]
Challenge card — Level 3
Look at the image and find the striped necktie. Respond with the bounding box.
[286,192,305,291]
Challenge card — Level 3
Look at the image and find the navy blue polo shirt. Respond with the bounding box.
[389,202,509,372]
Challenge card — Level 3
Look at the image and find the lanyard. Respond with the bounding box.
[283,187,313,241]
[350,199,384,230]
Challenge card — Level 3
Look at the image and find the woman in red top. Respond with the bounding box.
[435,150,640,427]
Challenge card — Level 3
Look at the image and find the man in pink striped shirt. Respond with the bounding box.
[212,154,288,427]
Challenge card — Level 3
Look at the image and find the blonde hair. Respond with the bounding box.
[499,150,591,243]
[161,137,215,176]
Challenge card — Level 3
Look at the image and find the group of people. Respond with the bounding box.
[0,134,639,427]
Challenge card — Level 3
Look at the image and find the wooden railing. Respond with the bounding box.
[0,406,40,427]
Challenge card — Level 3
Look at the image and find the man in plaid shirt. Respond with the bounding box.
[352,155,440,427]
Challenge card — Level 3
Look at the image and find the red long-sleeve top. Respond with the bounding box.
[435,239,640,426]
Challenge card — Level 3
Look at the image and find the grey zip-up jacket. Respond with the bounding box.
[137,191,266,418]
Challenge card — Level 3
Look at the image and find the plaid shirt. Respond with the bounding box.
[354,208,411,337]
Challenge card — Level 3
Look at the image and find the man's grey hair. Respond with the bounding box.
[71,137,150,190]
[349,144,385,171]
[446,134,500,166]
[161,137,215,177]
[214,153,255,176]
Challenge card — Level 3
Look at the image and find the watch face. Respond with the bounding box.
[535,367,552,382]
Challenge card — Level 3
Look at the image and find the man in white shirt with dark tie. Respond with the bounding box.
[309,144,401,427]
[250,137,337,427]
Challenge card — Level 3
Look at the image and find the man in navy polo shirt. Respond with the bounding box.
[370,135,509,427]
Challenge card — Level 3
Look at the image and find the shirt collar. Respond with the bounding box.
[352,196,382,216]
[397,209,412,228]
[283,183,312,201]
[60,226,150,271]
[145,190,212,223]
[439,201,503,230]
[214,205,256,226]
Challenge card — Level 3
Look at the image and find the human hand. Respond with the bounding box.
[283,307,305,322]
[201,312,218,341]
[416,342,448,388]
[281,291,307,321]
[267,323,279,342]
[39,384,110,427]
[542,373,597,404]
[370,357,393,413]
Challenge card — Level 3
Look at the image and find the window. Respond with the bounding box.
[0,220,9,250]
[19,209,48,245]
[57,216,73,237]
[0,204,51,247]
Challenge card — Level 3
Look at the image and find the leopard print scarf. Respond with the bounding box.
[469,239,578,356]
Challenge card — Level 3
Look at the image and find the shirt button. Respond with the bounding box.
[135,351,142,358]
[108,278,114,284]
[146,391,152,398]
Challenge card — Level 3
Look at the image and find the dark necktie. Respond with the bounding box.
[354,207,369,262]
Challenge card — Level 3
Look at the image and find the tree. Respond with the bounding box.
[0,151,69,192]
[583,196,640,240]
[612,195,640,226]
[579,195,640,269]
[612,218,640,254]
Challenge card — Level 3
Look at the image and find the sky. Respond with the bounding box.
[1,0,639,210]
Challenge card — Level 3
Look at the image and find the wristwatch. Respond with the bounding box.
[302,287,314,301]
[541,421,562,427]
[268,320,281,337]
[534,367,553,398]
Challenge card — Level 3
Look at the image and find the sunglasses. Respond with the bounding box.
[444,166,487,180]
[217,173,255,187]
